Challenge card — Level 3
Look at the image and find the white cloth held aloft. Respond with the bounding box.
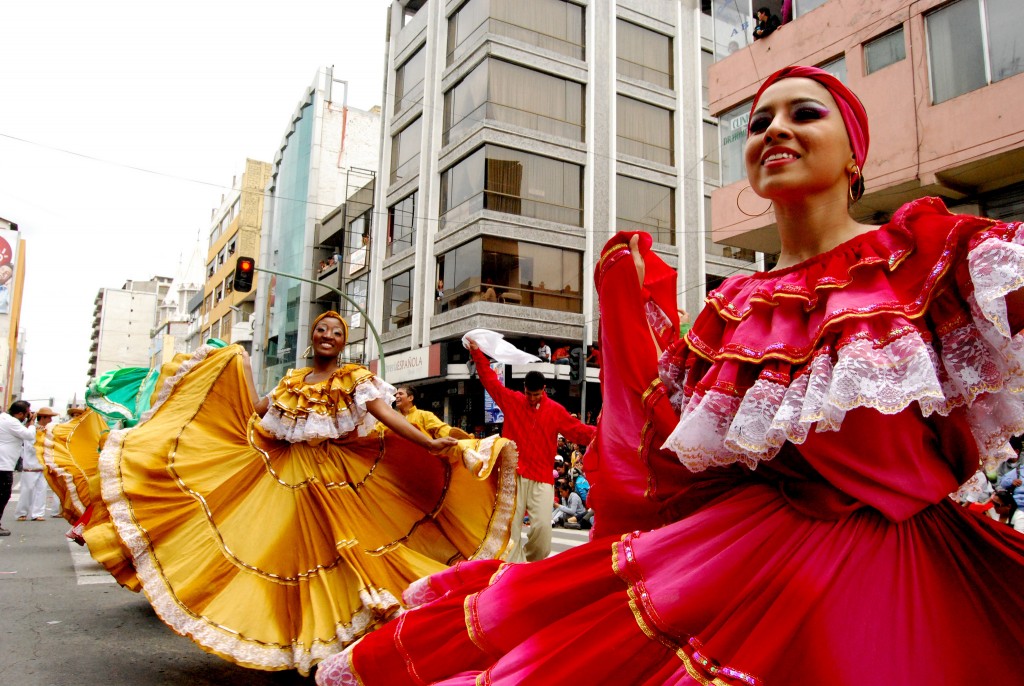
[462,329,541,365]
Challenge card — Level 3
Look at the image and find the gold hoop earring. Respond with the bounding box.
[736,185,772,218]
[848,165,864,204]
[302,345,312,359]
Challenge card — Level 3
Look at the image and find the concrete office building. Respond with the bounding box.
[252,68,381,394]
[87,276,172,383]
[328,0,746,431]
[707,0,1024,255]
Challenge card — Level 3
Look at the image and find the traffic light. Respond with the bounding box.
[568,347,585,385]
[233,257,256,292]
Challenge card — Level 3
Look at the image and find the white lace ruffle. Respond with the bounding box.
[663,236,1024,473]
[401,576,440,607]
[969,230,1024,337]
[259,376,397,444]
[314,647,361,686]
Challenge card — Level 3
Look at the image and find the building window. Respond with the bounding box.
[794,0,828,16]
[345,273,369,330]
[394,46,427,114]
[701,49,714,114]
[617,19,673,89]
[864,27,906,75]
[346,209,371,272]
[439,145,583,228]
[218,248,226,266]
[207,262,215,278]
[818,55,847,83]
[703,120,720,184]
[447,0,584,66]
[443,58,584,146]
[383,269,414,333]
[710,0,753,59]
[390,116,423,185]
[225,271,234,293]
[437,237,582,313]
[617,95,674,165]
[616,176,675,245]
[927,0,1023,104]
[719,100,751,185]
[387,193,416,258]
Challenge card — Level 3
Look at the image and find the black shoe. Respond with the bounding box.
[0,526,10,536]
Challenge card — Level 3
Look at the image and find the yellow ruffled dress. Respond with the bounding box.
[43,409,142,590]
[99,344,517,674]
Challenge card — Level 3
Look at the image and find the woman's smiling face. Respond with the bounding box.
[311,317,346,358]
[744,77,855,203]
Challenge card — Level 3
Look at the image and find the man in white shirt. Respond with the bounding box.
[537,340,552,363]
[0,400,36,536]
[14,407,58,521]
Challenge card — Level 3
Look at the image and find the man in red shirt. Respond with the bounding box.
[469,341,595,561]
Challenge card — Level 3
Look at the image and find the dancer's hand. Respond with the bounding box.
[467,339,479,351]
[428,436,458,454]
[629,234,645,287]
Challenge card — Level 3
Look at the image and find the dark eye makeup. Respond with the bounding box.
[747,100,830,136]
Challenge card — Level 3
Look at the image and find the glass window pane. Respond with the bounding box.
[701,49,714,113]
[711,0,753,59]
[818,56,847,83]
[444,61,489,144]
[449,0,584,65]
[383,269,414,333]
[488,60,584,140]
[703,120,720,184]
[927,0,986,103]
[445,59,584,145]
[440,149,486,226]
[719,100,750,185]
[387,193,416,258]
[987,0,1024,82]
[483,145,582,225]
[795,0,828,16]
[864,27,906,75]
[617,19,673,89]
[617,95,674,165]
[438,238,581,312]
[394,46,427,114]
[390,117,423,185]
[616,176,675,245]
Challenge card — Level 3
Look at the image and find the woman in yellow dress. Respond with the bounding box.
[99,311,518,675]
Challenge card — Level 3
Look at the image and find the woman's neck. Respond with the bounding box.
[309,356,339,376]
[771,191,871,270]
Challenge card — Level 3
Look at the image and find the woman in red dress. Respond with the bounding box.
[316,67,1024,685]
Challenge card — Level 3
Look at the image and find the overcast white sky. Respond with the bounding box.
[0,0,391,411]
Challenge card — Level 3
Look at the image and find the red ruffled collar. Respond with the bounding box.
[688,197,998,365]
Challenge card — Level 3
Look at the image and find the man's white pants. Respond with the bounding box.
[508,475,554,562]
[15,472,48,520]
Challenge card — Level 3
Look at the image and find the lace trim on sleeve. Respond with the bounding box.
[663,332,945,471]
[969,227,1024,337]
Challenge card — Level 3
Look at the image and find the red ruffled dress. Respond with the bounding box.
[316,198,1024,685]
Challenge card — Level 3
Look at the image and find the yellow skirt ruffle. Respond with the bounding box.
[99,345,517,674]
[44,409,141,591]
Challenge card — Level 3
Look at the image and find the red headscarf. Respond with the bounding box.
[749,66,870,170]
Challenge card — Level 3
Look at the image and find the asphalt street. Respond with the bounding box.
[0,480,589,685]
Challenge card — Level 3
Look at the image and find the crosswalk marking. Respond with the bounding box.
[66,539,114,585]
